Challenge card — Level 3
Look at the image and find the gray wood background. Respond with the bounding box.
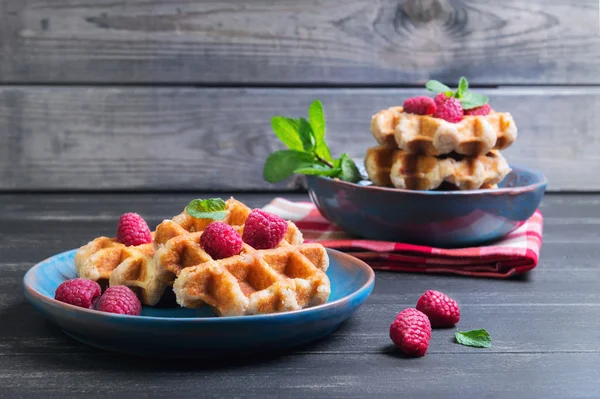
[0,0,598,191]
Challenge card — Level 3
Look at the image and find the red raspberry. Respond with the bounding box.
[116,213,152,246]
[390,308,431,357]
[242,209,288,249]
[95,286,142,316]
[403,96,436,115]
[201,222,243,259]
[464,103,491,116]
[54,278,102,309]
[433,93,463,123]
[416,290,460,328]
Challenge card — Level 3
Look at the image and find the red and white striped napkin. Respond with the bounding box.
[263,198,543,278]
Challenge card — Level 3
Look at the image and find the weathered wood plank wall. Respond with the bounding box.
[0,87,597,191]
[0,0,598,191]
[1,0,598,84]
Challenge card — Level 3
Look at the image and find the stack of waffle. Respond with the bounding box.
[74,198,331,316]
[365,106,518,190]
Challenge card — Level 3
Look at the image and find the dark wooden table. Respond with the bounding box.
[2,193,599,398]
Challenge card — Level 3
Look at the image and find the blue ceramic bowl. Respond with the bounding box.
[306,165,547,248]
[24,248,374,358]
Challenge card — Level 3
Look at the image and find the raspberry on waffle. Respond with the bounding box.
[173,243,330,316]
[153,198,303,285]
[365,146,511,191]
[371,106,517,156]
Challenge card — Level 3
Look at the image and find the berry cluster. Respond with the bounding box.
[402,78,491,122]
[55,279,142,316]
[389,290,460,357]
[200,209,288,259]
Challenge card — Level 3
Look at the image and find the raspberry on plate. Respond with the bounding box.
[433,93,463,123]
[390,308,431,357]
[416,290,460,328]
[95,285,142,316]
[242,209,288,250]
[200,221,243,259]
[403,96,436,115]
[464,103,491,116]
[54,278,102,309]
[116,212,153,246]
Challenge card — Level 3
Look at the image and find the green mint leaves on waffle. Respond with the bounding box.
[426,77,489,110]
[455,329,492,348]
[264,100,362,184]
[186,198,227,220]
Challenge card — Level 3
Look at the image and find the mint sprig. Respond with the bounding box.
[185,198,227,220]
[264,100,362,184]
[455,329,492,348]
[426,77,488,110]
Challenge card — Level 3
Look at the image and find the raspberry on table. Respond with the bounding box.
[416,290,460,328]
[95,285,142,316]
[54,278,102,309]
[433,93,464,123]
[116,212,153,246]
[389,308,431,357]
[464,103,491,116]
[403,96,436,115]
[242,209,288,250]
[201,222,243,259]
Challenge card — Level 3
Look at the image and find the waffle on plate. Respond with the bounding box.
[74,198,330,315]
[174,243,330,316]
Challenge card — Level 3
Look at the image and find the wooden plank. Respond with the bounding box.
[1,87,599,191]
[1,192,598,220]
[0,353,598,398]
[1,0,598,84]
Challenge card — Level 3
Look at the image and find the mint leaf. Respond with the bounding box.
[263,150,315,183]
[460,92,489,110]
[308,100,325,141]
[456,76,468,98]
[271,116,304,151]
[338,153,362,183]
[455,329,492,348]
[186,198,227,220]
[308,100,333,163]
[297,117,315,151]
[426,80,452,94]
[294,164,341,177]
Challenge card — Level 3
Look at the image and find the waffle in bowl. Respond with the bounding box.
[365,146,511,191]
[173,243,330,316]
[371,106,517,156]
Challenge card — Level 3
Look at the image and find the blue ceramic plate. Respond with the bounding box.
[306,165,547,248]
[24,249,374,358]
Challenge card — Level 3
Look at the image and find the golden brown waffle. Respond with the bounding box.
[154,198,303,285]
[75,197,310,310]
[173,243,330,316]
[365,146,511,190]
[108,247,168,306]
[74,237,155,286]
[371,106,517,156]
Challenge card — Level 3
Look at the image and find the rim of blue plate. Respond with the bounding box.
[23,248,375,323]
[309,164,547,195]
